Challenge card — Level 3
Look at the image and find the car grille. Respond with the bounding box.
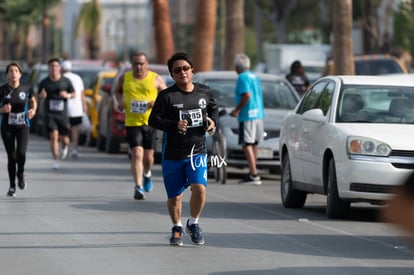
[350,183,394,194]
[231,128,280,140]
[389,150,414,169]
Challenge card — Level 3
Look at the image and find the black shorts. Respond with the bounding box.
[46,114,70,136]
[69,116,82,127]
[126,126,154,149]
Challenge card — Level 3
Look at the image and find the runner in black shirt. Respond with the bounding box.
[0,62,37,197]
[38,58,75,169]
[149,52,218,246]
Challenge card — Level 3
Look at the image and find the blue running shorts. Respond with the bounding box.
[162,154,208,198]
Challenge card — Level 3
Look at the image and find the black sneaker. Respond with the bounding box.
[133,186,145,200]
[239,174,262,186]
[17,174,26,190]
[7,188,16,197]
[186,219,205,245]
[170,226,184,246]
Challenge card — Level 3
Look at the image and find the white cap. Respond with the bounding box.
[61,60,72,71]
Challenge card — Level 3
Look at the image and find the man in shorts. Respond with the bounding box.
[115,52,167,200]
[38,58,75,170]
[61,60,87,159]
[149,52,218,246]
[230,53,265,185]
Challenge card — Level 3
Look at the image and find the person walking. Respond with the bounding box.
[230,53,265,186]
[285,60,310,97]
[38,58,75,170]
[0,62,37,197]
[149,52,218,246]
[115,52,167,200]
[61,60,87,159]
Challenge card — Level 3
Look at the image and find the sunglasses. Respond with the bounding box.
[173,65,191,74]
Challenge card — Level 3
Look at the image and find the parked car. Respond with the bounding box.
[324,54,407,76]
[279,75,414,219]
[84,69,118,146]
[97,64,173,154]
[193,71,300,184]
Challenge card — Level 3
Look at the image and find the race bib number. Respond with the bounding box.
[179,108,203,128]
[49,99,64,111]
[8,112,25,125]
[130,100,148,114]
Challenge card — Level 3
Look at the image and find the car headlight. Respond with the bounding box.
[347,136,391,156]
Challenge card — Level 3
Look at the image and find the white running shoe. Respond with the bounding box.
[52,162,60,170]
[61,146,69,160]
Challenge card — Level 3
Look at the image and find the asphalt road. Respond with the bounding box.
[0,135,413,275]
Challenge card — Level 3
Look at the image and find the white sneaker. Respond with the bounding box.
[52,162,60,170]
[61,146,69,160]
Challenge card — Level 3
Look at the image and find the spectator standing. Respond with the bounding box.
[38,58,75,170]
[149,52,218,246]
[115,52,167,200]
[61,60,87,159]
[285,60,310,97]
[0,62,37,197]
[230,53,265,186]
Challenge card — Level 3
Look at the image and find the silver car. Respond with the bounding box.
[193,71,299,184]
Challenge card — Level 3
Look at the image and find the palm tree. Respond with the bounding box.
[224,0,244,70]
[0,0,42,61]
[192,0,217,72]
[75,0,102,59]
[152,0,175,64]
[332,0,354,75]
[36,0,61,62]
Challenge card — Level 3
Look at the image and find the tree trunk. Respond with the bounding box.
[332,0,354,75]
[192,0,217,72]
[42,11,50,63]
[224,0,244,70]
[89,24,101,59]
[153,0,175,64]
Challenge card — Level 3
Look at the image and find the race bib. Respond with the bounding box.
[130,100,148,114]
[8,112,25,125]
[179,108,203,128]
[49,99,64,111]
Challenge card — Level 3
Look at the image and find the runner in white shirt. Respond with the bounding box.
[61,60,87,159]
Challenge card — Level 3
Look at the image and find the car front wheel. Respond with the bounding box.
[212,133,227,184]
[326,158,350,218]
[280,153,307,208]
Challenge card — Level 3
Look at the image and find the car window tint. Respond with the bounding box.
[337,85,414,123]
[318,81,334,115]
[355,59,404,75]
[262,80,298,109]
[297,81,328,114]
[204,80,236,107]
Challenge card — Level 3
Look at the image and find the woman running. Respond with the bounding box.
[0,62,37,197]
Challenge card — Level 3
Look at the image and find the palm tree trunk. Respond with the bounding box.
[224,0,244,70]
[192,0,217,72]
[153,0,175,64]
[332,0,354,75]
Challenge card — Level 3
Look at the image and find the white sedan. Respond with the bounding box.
[279,75,414,218]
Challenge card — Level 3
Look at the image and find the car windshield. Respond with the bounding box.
[337,85,414,124]
[204,79,298,109]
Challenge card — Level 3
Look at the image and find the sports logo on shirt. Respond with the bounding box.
[19,91,26,100]
[198,98,206,109]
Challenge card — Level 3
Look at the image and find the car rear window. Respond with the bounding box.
[355,59,404,75]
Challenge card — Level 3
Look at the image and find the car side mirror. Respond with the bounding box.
[218,109,227,117]
[84,88,93,97]
[303,108,325,122]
